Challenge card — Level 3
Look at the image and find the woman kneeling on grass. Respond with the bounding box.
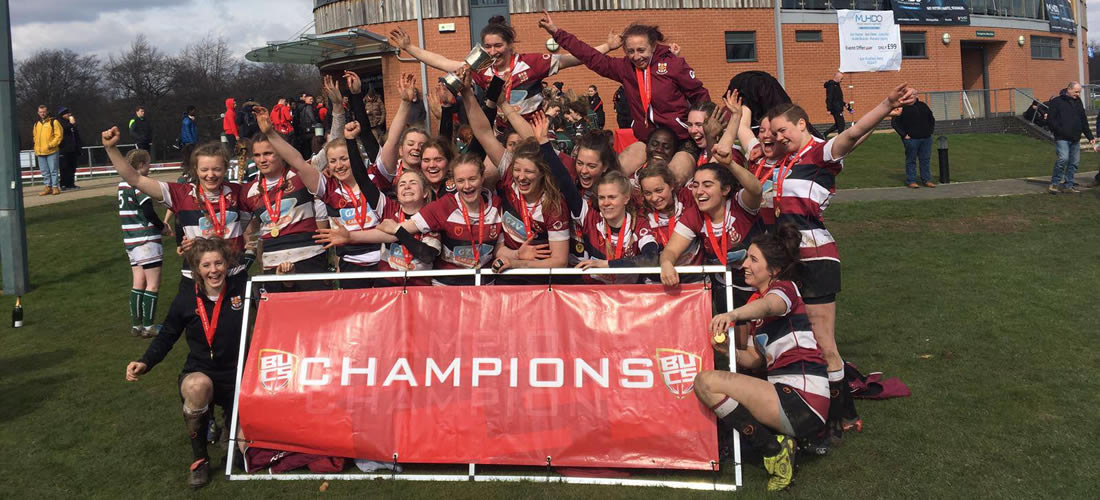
[693,224,829,492]
[124,238,247,489]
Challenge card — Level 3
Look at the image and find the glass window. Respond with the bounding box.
[796,30,823,42]
[725,32,756,62]
[901,32,927,59]
[1031,36,1061,59]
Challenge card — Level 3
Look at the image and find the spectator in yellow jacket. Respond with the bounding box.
[33,104,64,195]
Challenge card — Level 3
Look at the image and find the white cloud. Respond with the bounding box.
[10,0,315,61]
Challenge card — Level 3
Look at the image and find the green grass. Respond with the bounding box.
[840,132,1066,188]
[3,193,1100,498]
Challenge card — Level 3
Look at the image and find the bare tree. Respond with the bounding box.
[14,49,102,111]
[178,36,236,93]
[105,34,176,104]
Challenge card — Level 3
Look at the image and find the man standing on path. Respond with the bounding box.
[180,105,198,170]
[129,106,152,153]
[891,97,937,188]
[33,104,63,196]
[1046,82,1093,194]
[823,71,847,137]
[57,107,82,191]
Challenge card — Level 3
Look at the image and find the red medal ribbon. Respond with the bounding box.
[515,187,540,241]
[341,181,368,228]
[493,55,518,105]
[651,209,677,247]
[773,141,814,216]
[635,68,651,126]
[704,208,729,266]
[194,284,226,360]
[200,187,227,237]
[604,215,629,260]
[394,159,404,181]
[459,196,486,266]
[262,175,285,235]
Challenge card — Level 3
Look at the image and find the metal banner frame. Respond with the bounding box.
[226,265,741,491]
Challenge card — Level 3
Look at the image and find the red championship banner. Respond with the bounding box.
[238,283,718,470]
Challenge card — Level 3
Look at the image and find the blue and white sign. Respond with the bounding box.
[837,10,902,73]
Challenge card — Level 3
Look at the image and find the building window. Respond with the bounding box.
[901,32,927,59]
[725,31,756,62]
[1068,38,1075,48]
[1031,36,1061,59]
[795,30,822,42]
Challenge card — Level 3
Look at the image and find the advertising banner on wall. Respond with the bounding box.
[892,0,971,25]
[1046,0,1076,34]
[237,284,720,470]
[838,10,902,73]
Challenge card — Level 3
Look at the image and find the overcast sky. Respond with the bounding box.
[9,0,1100,61]
[10,0,314,61]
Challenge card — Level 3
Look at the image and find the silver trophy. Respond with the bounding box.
[440,46,496,96]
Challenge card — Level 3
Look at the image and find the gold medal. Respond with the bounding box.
[775,206,781,218]
[271,226,280,237]
[713,332,727,344]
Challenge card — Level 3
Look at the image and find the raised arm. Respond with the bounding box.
[344,71,382,161]
[557,29,623,70]
[255,105,321,193]
[342,121,384,209]
[102,127,162,200]
[389,27,465,73]
[460,69,507,166]
[831,83,916,159]
[539,13,622,82]
[533,113,583,218]
[379,73,418,177]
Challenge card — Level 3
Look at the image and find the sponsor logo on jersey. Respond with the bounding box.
[258,349,299,392]
[655,348,702,398]
[656,62,668,75]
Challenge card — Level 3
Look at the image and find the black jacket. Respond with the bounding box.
[129,115,152,144]
[824,80,845,114]
[1047,94,1094,142]
[891,99,936,139]
[59,119,82,154]
[139,275,247,376]
[294,102,319,136]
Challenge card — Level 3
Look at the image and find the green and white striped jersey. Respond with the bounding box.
[118,182,161,250]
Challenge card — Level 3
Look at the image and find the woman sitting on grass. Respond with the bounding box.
[124,237,247,490]
[694,224,830,492]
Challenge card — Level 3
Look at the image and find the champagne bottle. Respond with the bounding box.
[12,297,23,328]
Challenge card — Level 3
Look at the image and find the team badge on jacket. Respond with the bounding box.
[656,62,668,75]
[231,295,244,311]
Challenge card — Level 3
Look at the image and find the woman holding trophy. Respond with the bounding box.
[389,16,621,117]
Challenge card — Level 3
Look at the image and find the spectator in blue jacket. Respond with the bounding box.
[180,105,198,170]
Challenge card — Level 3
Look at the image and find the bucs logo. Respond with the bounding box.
[258,349,298,392]
[656,62,668,75]
[655,348,702,398]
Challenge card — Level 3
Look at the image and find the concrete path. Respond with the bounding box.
[20,170,1100,208]
[20,172,180,209]
[832,171,1099,203]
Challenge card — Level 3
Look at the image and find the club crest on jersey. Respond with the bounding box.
[656,62,668,75]
[258,349,298,392]
[515,71,529,84]
[445,179,456,192]
[655,348,702,398]
[230,296,243,310]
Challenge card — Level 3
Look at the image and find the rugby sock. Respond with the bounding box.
[828,369,845,422]
[129,289,143,328]
[140,291,159,328]
[712,397,781,456]
[183,404,211,460]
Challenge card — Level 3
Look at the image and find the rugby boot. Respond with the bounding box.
[763,435,797,491]
[188,458,210,489]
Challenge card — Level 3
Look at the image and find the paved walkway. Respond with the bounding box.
[20,170,1100,208]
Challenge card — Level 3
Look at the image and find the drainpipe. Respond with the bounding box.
[416,0,431,130]
[774,0,784,87]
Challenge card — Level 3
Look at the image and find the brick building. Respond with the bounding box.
[248,0,1090,128]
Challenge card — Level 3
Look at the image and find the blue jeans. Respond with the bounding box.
[903,137,932,184]
[37,152,59,188]
[1051,140,1080,188]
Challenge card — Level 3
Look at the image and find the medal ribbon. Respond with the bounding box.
[651,209,677,247]
[635,67,651,126]
[262,175,285,235]
[515,186,540,241]
[604,215,629,260]
[195,284,226,360]
[493,55,518,105]
[459,197,486,266]
[341,181,368,228]
[200,187,227,237]
[773,141,814,216]
[704,209,729,266]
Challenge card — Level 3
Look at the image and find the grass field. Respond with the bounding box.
[838,132,1076,189]
[2,192,1100,498]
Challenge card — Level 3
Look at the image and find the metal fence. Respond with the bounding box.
[19,144,183,186]
[913,87,1042,122]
